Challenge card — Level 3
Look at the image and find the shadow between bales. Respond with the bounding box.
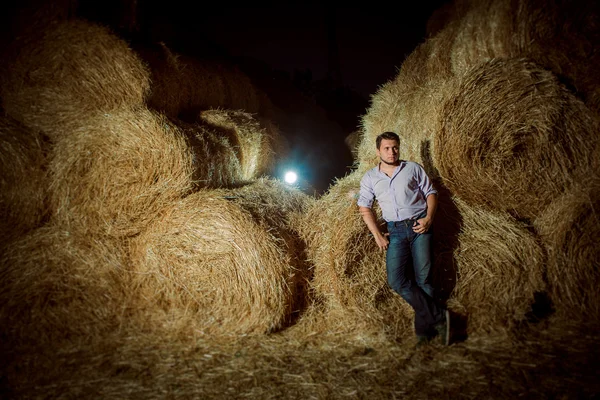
[420,139,462,301]
[421,138,465,340]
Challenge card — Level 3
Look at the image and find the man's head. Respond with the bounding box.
[376,131,400,150]
[376,132,400,166]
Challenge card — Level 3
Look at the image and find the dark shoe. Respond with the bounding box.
[435,310,451,346]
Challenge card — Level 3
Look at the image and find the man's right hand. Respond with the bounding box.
[375,232,390,251]
[359,206,390,251]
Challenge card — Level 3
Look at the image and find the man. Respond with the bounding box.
[357,131,450,346]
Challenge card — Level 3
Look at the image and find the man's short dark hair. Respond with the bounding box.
[376,132,400,149]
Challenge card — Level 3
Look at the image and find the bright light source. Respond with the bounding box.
[284,171,298,184]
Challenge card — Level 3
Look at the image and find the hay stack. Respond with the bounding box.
[170,118,243,188]
[128,183,311,336]
[0,225,132,347]
[449,198,546,333]
[49,107,194,237]
[212,178,315,319]
[360,0,600,171]
[358,23,459,170]
[448,0,600,112]
[434,58,599,220]
[1,19,150,139]
[199,109,276,179]
[296,172,414,341]
[533,178,600,318]
[0,115,48,243]
[448,0,520,75]
[139,43,272,120]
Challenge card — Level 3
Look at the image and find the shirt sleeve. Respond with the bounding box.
[416,165,438,197]
[357,171,375,208]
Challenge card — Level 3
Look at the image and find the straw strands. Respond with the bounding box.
[48,107,194,238]
[434,58,600,220]
[0,225,133,347]
[533,178,600,318]
[169,118,243,188]
[0,115,48,243]
[139,43,272,120]
[199,109,276,180]
[448,0,600,112]
[1,19,150,139]
[128,184,310,336]
[449,198,546,333]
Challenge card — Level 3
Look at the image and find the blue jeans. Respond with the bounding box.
[386,215,443,336]
[386,216,434,303]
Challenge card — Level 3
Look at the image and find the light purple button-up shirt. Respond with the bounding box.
[357,161,437,222]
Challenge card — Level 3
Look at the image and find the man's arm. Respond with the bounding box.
[359,206,389,250]
[413,193,438,234]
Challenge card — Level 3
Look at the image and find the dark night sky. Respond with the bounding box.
[137,1,449,98]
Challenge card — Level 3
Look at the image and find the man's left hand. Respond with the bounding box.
[413,217,431,234]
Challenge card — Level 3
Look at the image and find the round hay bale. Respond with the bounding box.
[0,225,130,347]
[1,19,150,139]
[449,198,547,334]
[170,118,243,188]
[434,58,600,220]
[0,115,48,243]
[212,178,315,320]
[448,0,600,112]
[199,109,276,179]
[138,43,269,120]
[295,172,414,341]
[128,187,306,335]
[49,107,194,237]
[448,0,520,75]
[533,179,600,318]
[257,115,287,160]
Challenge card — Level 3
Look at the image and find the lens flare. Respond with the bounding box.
[284,171,298,184]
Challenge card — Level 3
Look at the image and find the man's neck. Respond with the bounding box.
[379,161,399,177]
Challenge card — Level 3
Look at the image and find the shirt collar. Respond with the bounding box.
[377,160,405,177]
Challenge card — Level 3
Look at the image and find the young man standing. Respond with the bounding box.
[357,131,450,346]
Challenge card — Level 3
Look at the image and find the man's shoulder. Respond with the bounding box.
[361,165,379,178]
[402,160,421,167]
[402,161,425,172]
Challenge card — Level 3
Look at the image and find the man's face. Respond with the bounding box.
[377,139,399,165]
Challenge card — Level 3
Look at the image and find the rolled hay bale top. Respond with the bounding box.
[434,57,600,220]
[448,0,600,112]
[0,115,48,243]
[199,109,276,180]
[448,197,547,334]
[533,177,600,319]
[0,225,132,348]
[358,24,460,170]
[1,19,150,139]
[448,0,521,76]
[138,42,272,120]
[128,183,312,336]
[169,117,243,189]
[295,172,414,342]
[49,107,194,238]
[211,178,315,319]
